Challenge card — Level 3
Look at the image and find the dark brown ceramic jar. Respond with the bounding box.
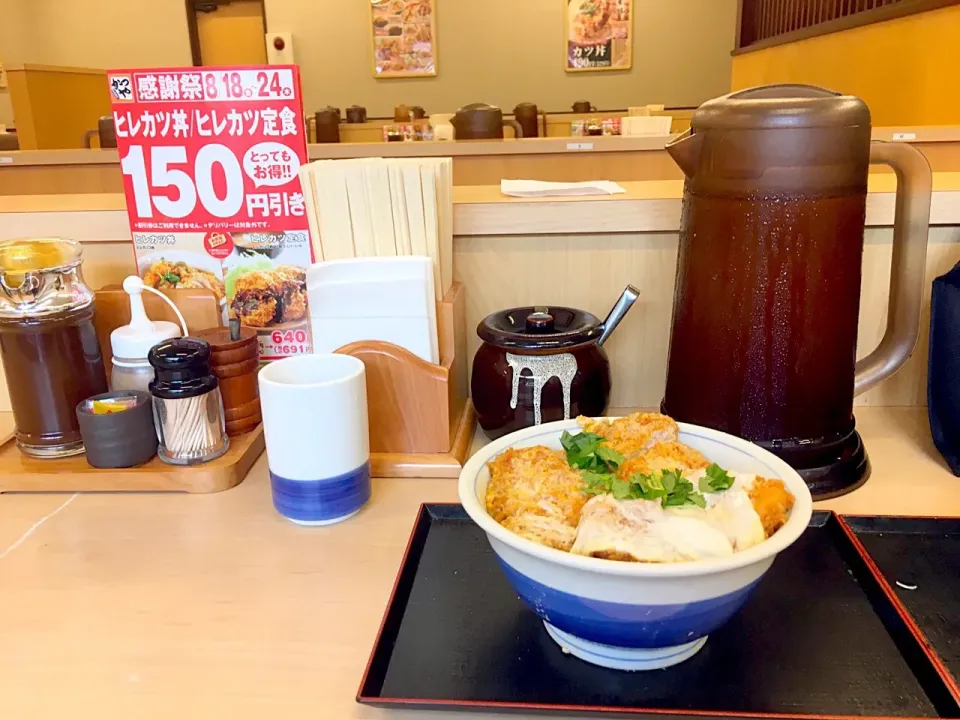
[472,287,638,439]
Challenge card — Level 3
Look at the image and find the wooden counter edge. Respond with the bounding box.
[4,127,958,167]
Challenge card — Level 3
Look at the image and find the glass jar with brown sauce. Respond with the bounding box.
[0,238,108,457]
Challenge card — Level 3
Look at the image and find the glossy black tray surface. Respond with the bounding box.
[843,516,960,703]
[358,505,959,719]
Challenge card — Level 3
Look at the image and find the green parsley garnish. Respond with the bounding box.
[560,430,624,472]
[561,430,734,510]
[698,463,735,494]
[162,271,181,284]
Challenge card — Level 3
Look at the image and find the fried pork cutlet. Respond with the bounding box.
[232,292,278,327]
[748,477,795,537]
[617,440,711,480]
[274,265,307,322]
[485,445,587,551]
[230,267,307,327]
[578,412,678,458]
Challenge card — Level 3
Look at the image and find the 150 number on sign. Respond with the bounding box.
[121,145,244,219]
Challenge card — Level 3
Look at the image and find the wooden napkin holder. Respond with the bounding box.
[334,281,475,478]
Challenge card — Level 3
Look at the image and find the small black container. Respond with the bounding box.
[76,391,157,468]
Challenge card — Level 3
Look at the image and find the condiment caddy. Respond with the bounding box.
[0,240,264,492]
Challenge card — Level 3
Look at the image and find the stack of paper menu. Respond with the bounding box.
[298,157,453,301]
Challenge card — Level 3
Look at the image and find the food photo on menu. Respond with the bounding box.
[372,0,436,76]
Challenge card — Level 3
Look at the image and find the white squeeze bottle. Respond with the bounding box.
[109,276,189,393]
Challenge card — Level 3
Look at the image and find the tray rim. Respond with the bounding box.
[837,513,960,707]
[357,503,956,720]
[0,423,264,493]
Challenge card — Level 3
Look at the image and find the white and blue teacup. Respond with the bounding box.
[258,354,371,525]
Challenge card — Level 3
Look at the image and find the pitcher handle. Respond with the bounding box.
[854,141,932,395]
[504,119,523,139]
[82,129,97,148]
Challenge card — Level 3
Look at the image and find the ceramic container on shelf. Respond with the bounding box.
[345,105,367,123]
[472,286,638,439]
[458,418,813,671]
[258,354,370,525]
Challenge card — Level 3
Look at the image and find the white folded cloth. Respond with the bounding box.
[500,179,627,198]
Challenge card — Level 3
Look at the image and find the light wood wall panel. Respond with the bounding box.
[455,227,960,410]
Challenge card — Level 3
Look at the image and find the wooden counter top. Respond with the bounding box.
[307,135,678,159]
[0,406,956,719]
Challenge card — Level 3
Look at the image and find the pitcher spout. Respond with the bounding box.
[665,129,703,178]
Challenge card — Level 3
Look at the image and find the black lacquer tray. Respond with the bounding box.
[358,505,960,719]
[841,516,960,706]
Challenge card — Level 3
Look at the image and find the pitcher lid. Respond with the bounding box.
[692,84,870,131]
[0,237,82,273]
[0,237,93,319]
[478,305,601,351]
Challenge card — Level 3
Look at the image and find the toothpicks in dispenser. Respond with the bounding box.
[148,338,229,466]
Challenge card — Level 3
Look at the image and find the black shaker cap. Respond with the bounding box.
[148,337,218,400]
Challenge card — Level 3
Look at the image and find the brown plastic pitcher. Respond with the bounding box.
[452,103,523,139]
[513,102,540,139]
[82,116,117,149]
[662,84,932,499]
[309,107,341,143]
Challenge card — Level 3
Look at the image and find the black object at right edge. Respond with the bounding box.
[928,262,960,476]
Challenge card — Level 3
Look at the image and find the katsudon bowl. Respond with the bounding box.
[458,418,813,671]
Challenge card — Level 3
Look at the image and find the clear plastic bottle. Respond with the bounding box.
[109,276,187,394]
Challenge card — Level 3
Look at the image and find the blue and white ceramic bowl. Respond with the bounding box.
[458,418,813,671]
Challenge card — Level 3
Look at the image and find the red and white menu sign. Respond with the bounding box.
[108,66,314,360]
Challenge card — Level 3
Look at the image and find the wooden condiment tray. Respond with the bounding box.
[0,425,264,493]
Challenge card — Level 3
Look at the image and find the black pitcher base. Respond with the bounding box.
[753,427,870,501]
[794,431,870,500]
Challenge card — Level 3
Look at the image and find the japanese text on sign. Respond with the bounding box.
[111,69,296,103]
[108,65,308,233]
[110,65,314,362]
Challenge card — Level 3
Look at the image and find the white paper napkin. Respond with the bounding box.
[500,179,627,198]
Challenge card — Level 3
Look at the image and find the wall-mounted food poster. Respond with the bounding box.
[371,0,437,78]
[566,0,632,72]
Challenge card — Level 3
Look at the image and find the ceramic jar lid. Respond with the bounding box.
[477,306,602,351]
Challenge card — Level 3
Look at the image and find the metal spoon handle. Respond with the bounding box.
[597,285,639,347]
